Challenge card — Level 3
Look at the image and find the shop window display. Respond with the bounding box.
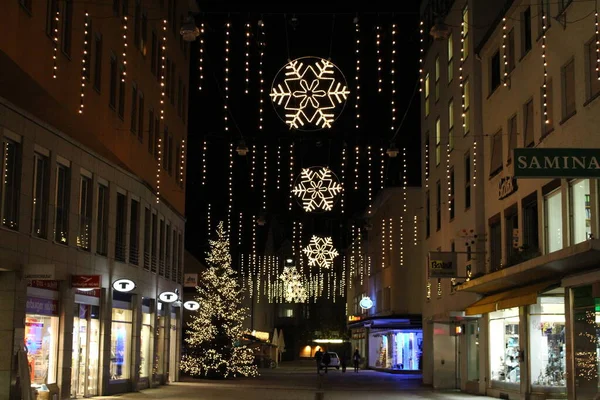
[25,314,59,386]
[110,308,132,380]
[71,304,100,397]
[490,308,520,384]
[530,294,566,388]
[570,179,591,245]
[369,330,423,370]
[154,308,165,377]
[140,311,152,378]
[572,285,600,399]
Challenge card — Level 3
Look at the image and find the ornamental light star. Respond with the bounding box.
[270,56,350,130]
[293,166,343,212]
[303,236,339,269]
[280,266,307,303]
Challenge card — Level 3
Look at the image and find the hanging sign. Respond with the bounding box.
[184,273,198,287]
[429,251,458,278]
[514,148,600,178]
[359,297,373,310]
[23,264,55,280]
[158,291,178,303]
[498,176,518,200]
[71,275,101,289]
[112,279,136,293]
[183,300,200,311]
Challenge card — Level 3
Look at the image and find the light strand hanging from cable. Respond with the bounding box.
[425,138,429,189]
[388,217,393,254]
[403,147,407,212]
[258,19,266,130]
[207,203,211,237]
[289,142,295,209]
[292,221,297,257]
[239,211,243,246]
[418,20,423,92]
[122,14,128,82]
[376,24,382,93]
[358,228,364,285]
[502,17,508,86]
[354,145,359,190]
[596,8,600,81]
[414,214,418,246]
[340,256,346,297]
[400,215,404,266]
[276,144,281,190]
[156,137,162,203]
[541,11,548,124]
[340,145,346,213]
[245,21,251,94]
[224,21,230,132]
[262,144,268,211]
[198,22,205,90]
[201,140,207,185]
[78,12,89,114]
[367,145,372,214]
[390,23,396,130]
[179,138,186,186]
[380,147,385,191]
[354,17,361,129]
[160,19,167,120]
[52,5,59,78]
[459,16,465,131]
[240,253,245,290]
[299,222,304,269]
[228,143,234,234]
[251,143,256,188]
[381,218,385,269]
[446,140,451,212]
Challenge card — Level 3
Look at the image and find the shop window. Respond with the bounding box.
[55,162,70,244]
[25,312,59,388]
[572,284,600,397]
[2,138,21,230]
[115,193,127,262]
[140,300,153,378]
[155,307,165,376]
[32,152,49,238]
[530,293,566,388]
[110,307,132,380]
[70,304,100,397]
[489,216,502,271]
[544,188,563,253]
[570,179,591,245]
[466,320,480,381]
[369,330,423,370]
[489,308,520,384]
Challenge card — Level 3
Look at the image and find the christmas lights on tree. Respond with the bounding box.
[181,222,258,379]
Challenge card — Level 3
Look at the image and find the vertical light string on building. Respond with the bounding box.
[390,23,396,131]
[289,142,295,209]
[228,143,234,235]
[258,20,266,130]
[207,203,211,236]
[388,217,393,255]
[122,14,128,82]
[367,145,372,214]
[418,21,424,92]
[224,22,230,132]
[541,10,548,125]
[250,143,256,188]
[245,22,251,94]
[180,139,186,186]
[446,141,451,211]
[376,25,382,93]
[381,218,386,269]
[354,17,361,129]
[403,147,407,212]
[299,222,304,269]
[52,5,60,78]
[262,144,268,211]
[340,146,346,213]
[156,137,162,203]
[354,145,359,190]
[414,215,418,246]
[341,256,346,296]
[380,147,385,191]
[400,216,404,266]
[596,8,600,81]
[276,144,281,190]
[198,22,205,90]
[359,228,364,285]
[502,17,508,86]
[459,17,465,131]
[201,140,207,185]
[251,214,256,298]
[241,253,245,291]
[78,12,89,114]
[292,222,297,258]
[238,211,243,246]
[160,19,167,120]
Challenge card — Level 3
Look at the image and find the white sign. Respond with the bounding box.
[158,291,178,303]
[183,300,200,311]
[428,251,458,279]
[359,297,373,310]
[23,264,56,280]
[112,279,136,292]
[183,273,198,288]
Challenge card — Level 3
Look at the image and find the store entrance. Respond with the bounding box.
[71,304,100,398]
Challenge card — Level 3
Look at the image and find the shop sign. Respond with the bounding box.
[158,291,178,303]
[71,275,101,289]
[429,251,458,278]
[514,148,600,178]
[76,288,101,297]
[498,176,518,200]
[348,315,362,322]
[23,264,55,280]
[359,297,373,310]
[183,300,200,311]
[112,278,136,293]
[28,280,59,291]
[26,296,59,316]
[184,273,199,287]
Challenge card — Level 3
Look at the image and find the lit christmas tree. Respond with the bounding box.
[180,222,258,379]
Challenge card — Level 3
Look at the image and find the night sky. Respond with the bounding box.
[185,2,422,262]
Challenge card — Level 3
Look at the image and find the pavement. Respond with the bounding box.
[97,361,494,400]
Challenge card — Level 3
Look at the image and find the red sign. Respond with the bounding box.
[71,275,101,288]
[76,289,102,297]
[26,297,59,316]
[28,280,59,291]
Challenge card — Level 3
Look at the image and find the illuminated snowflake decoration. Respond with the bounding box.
[270,56,350,130]
[303,236,339,269]
[293,166,342,212]
[280,266,307,303]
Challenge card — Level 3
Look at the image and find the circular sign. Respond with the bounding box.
[158,291,178,303]
[359,297,374,310]
[112,279,136,293]
[293,166,342,213]
[270,56,350,131]
[183,300,200,311]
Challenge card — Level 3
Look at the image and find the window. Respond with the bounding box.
[177,77,183,117]
[32,152,49,238]
[524,99,534,147]
[505,208,519,264]
[159,219,165,275]
[97,183,108,255]
[148,109,154,154]
[435,117,441,166]
[435,55,440,102]
[143,207,151,270]
[115,193,127,262]
[462,6,469,59]
[449,168,455,220]
[426,191,431,238]
[151,31,158,75]
[436,181,441,231]
[538,0,551,36]
[177,232,182,283]
[542,78,554,134]
[463,78,470,134]
[77,175,92,251]
[522,193,539,253]
[165,224,171,278]
[175,144,181,183]
[424,73,430,117]
[544,188,563,253]
[134,0,141,49]
[562,58,576,119]
[138,92,144,142]
[490,50,501,92]
[489,308,520,383]
[522,7,532,56]
[489,216,501,271]
[110,306,132,380]
[570,179,591,245]
[587,38,600,100]
[168,134,173,175]
[129,199,139,265]
[61,0,73,56]
[278,307,294,318]
[118,65,126,119]
[507,114,517,163]
[507,29,515,73]
[465,152,471,209]
[141,12,147,52]
[490,129,503,176]
[447,32,453,83]
[448,99,454,150]
[130,84,138,133]
[54,162,70,244]
[46,0,58,37]
[93,33,102,91]
[109,55,117,109]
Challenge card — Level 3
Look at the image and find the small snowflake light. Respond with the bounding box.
[292,166,342,212]
[270,56,350,130]
[280,266,307,303]
[303,235,339,269]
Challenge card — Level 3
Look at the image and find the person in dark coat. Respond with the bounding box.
[322,351,331,374]
[353,349,361,373]
[315,349,323,374]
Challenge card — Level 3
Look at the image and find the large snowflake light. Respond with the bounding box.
[280,266,307,303]
[270,56,350,130]
[293,166,342,212]
[303,236,339,269]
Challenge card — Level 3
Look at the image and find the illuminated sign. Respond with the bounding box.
[359,297,373,310]
[183,300,200,311]
[158,291,178,303]
[112,279,136,293]
[348,315,362,322]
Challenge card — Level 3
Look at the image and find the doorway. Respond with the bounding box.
[71,304,100,397]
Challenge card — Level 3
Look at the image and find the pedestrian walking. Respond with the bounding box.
[340,354,347,373]
[353,349,360,373]
[315,349,323,374]
[322,351,331,374]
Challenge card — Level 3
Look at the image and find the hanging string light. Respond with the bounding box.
[289,142,295,209]
[78,12,89,114]
[245,22,251,94]
[596,8,600,81]
[390,23,396,130]
[403,147,407,212]
[241,253,246,290]
[340,146,346,213]
[207,203,211,237]
[252,215,257,257]
[292,221,297,257]
[276,144,281,190]
[259,20,266,130]
[502,17,507,86]
[156,137,162,203]
[341,256,346,296]
[358,229,364,285]
[299,222,304,268]
[380,147,385,191]
[224,22,230,132]
[262,144,268,211]
[354,145,359,190]
[388,217,393,254]
[541,11,548,125]
[447,141,451,211]
[201,140,207,185]
[425,139,429,189]
[180,139,186,186]
[459,17,465,130]
[367,145,372,214]
[400,216,405,266]
[381,218,386,269]
[239,211,243,246]
[251,144,256,188]
[52,5,59,78]
[198,22,205,90]
[418,20,423,92]
[473,137,477,187]
[376,25,382,93]
[228,143,234,234]
[122,14,128,82]
[354,17,361,129]
[160,19,167,120]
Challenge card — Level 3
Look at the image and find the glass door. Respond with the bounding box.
[71,304,100,398]
[169,315,177,382]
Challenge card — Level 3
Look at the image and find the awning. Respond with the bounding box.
[465,281,558,316]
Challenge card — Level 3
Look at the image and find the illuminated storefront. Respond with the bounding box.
[139,298,153,385]
[368,330,423,371]
[70,291,101,398]
[110,293,133,382]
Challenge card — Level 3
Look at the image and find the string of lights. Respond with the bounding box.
[245,22,251,94]
[292,221,297,257]
[207,203,211,237]
[403,147,407,212]
[289,142,295,209]
[376,25,382,93]
[239,211,243,246]
[198,22,205,90]
[400,216,404,266]
[596,9,600,81]
[541,11,548,124]
[228,143,234,234]
[340,146,346,213]
[224,22,230,132]
[390,23,396,130]
[388,217,393,254]
[381,218,385,269]
[413,215,418,246]
[425,139,429,189]
[156,137,162,203]
[418,20,423,92]
[251,143,256,188]
[78,12,89,114]
[259,20,266,130]
[121,14,128,82]
[160,19,167,120]
[355,17,361,129]
[276,144,281,190]
[299,222,304,268]
[354,145,359,190]
[202,140,207,185]
[446,141,451,212]
[502,17,507,87]
[380,147,385,190]
[52,6,59,78]
[262,144,268,211]
[367,145,372,214]
[180,139,186,186]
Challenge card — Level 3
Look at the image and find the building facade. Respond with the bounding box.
[0,0,191,398]
[346,187,423,372]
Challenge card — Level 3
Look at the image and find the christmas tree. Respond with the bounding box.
[180,222,258,379]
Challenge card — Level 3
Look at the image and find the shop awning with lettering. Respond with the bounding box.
[465,281,558,316]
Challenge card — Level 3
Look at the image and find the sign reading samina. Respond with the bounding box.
[514,148,600,178]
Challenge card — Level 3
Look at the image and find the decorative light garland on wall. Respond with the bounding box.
[79,12,89,114]
[403,147,407,212]
[207,203,211,237]
[52,6,59,78]
[459,18,465,130]
[251,143,256,188]
[340,146,346,213]
[502,17,507,87]
[380,147,385,191]
[259,20,266,130]
[541,11,548,124]
[381,218,386,269]
[239,211,243,246]
[245,22,251,94]
[388,217,393,254]
[228,143,234,234]
[156,137,162,203]
[418,21,423,92]
[160,19,167,120]
[198,22,205,90]
[292,221,297,257]
[414,214,418,246]
[340,256,346,297]
[276,144,281,190]
[122,14,128,82]
[262,144,268,211]
[367,145,372,213]
[299,221,304,269]
[224,22,230,132]
[425,140,429,189]
[376,25,382,93]
[390,23,396,130]
[202,140,207,185]
[446,141,451,211]
[596,10,600,81]
[289,142,295,209]
[400,216,404,266]
[354,17,361,129]
[354,145,359,190]
[180,138,186,186]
